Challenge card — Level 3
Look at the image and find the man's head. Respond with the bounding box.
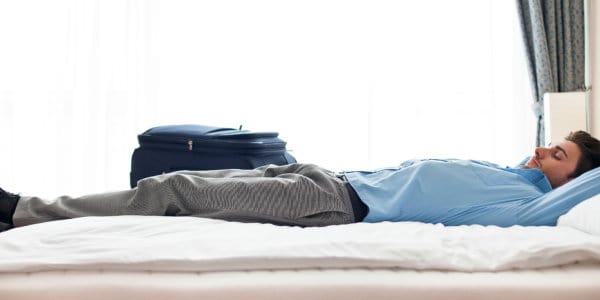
[523,130,600,188]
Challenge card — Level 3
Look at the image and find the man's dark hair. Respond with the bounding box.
[565,130,600,178]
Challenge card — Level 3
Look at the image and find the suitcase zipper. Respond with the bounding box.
[142,135,286,152]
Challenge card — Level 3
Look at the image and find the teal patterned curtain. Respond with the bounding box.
[516,0,585,146]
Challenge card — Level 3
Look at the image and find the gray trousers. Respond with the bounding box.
[13,164,356,227]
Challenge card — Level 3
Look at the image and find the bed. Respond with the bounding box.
[1,168,600,300]
[1,202,600,300]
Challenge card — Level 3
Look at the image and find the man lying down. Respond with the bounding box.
[1,131,599,230]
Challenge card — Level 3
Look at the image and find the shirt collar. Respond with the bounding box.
[506,156,553,193]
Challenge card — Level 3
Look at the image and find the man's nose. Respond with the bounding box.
[535,147,548,159]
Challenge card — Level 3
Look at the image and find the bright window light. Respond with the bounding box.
[0,0,535,196]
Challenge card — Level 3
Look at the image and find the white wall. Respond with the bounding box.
[591,0,599,135]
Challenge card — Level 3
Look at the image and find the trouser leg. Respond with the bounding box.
[13,164,356,227]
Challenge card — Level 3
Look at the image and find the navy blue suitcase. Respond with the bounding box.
[130,124,297,187]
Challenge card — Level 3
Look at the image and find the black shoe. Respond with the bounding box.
[0,221,13,232]
[0,187,20,225]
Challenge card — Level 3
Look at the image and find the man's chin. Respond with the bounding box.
[521,162,536,170]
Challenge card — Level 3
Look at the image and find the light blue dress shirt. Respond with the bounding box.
[344,158,553,227]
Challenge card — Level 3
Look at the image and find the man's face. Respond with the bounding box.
[522,140,582,188]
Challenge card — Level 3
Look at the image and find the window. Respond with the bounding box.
[0,0,535,196]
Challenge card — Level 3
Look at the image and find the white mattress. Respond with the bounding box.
[1,265,600,300]
[1,216,600,299]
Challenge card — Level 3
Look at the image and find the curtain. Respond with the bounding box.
[516,0,585,146]
[0,0,158,197]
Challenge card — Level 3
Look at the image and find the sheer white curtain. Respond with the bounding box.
[0,0,535,197]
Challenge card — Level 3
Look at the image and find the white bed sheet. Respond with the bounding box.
[1,215,600,273]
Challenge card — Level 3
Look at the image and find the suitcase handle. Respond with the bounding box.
[144,125,234,135]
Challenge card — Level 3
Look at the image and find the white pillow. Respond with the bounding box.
[557,193,600,235]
